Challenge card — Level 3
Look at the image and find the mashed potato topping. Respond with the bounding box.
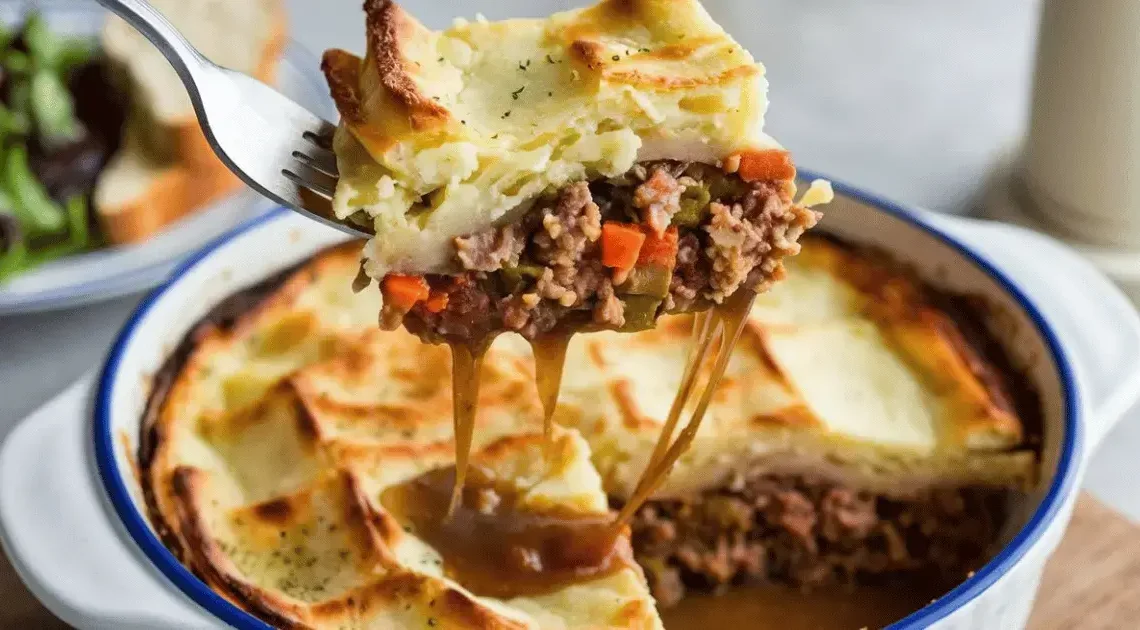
[323,0,781,278]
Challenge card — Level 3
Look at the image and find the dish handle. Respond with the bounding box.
[0,376,214,629]
[930,214,1140,455]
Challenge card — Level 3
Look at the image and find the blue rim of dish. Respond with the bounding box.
[0,41,330,315]
[92,171,1081,630]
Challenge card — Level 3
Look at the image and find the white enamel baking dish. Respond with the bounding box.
[2,173,1139,630]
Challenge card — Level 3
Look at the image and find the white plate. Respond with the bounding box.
[0,2,334,315]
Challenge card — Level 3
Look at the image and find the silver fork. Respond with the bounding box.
[94,0,372,239]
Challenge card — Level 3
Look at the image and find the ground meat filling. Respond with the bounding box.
[622,475,1008,608]
[634,167,685,236]
[454,224,525,272]
[394,160,819,345]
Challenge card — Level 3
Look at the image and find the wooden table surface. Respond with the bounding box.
[1,494,1134,629]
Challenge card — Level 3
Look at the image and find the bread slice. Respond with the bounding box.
[95,124,242,245]
[95,0,287,244]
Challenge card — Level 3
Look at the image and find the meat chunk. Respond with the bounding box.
[532,181,603,269]
[634,167,684,237]
[593,279,625,328]
[454,224,525,272]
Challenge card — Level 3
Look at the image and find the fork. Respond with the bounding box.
[94,0,372,239]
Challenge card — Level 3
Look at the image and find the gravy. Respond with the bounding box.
[381,464,632,599]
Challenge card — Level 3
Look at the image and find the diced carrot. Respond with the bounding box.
[424,291,450,313]
[601,222,647,270]
[637,226,679,267]
[731,149,796,182]
[382,274,430,309]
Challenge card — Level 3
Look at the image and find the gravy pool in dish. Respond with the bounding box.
[139,235,1038,629]
[321,0,832,516]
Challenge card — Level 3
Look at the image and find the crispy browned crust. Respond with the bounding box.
[362,0,449,130]
[138,248,647,627]
[329,0,771,161]
[137,244,364,585]
[807,236,1029,443]
[172,467,310,629]
[320,49,365,127]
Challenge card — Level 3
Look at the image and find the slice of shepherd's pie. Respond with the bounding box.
[321,0,832,344]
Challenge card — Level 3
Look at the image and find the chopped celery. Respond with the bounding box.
[620,263,672,298]
[618,295,662,332]
[673,184,711,227]
[501,263,545,292]
[708,174,747,201]
[515,263,545,278]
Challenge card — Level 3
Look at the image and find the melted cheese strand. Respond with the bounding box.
[447,342,487,517]
[531,332,574,457]
[630,311,715,497]
[616,290,756,526]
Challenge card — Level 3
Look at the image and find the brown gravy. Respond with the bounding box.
[380,465,632,599]
[662,585,937,630]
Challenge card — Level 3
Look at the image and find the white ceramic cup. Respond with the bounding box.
[1020,0,1140,247]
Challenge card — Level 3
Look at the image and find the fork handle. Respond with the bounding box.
[93,0,214,93]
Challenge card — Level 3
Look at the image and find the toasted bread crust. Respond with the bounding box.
[96,164,242,245]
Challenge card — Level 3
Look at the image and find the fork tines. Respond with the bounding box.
[282,125,339,201]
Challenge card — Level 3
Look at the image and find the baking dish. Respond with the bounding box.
[3,172,1139,629]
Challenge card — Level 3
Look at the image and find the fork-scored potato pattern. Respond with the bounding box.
[141,237,1035,628]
